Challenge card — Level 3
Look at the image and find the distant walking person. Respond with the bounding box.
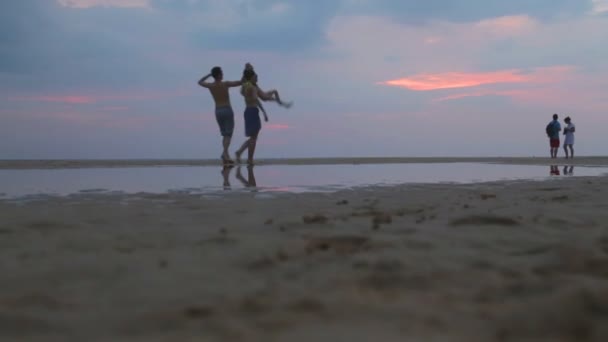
[563,116,575,159]
[198,66,242,165]
[546,114,562,159]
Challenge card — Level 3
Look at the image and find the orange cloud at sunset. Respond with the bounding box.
[379,66,575,91]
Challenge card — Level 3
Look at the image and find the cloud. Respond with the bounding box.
[8,95,97,104]
[338,0,590,23]
[7,90,193,105]
[474,15,537,35]
[379,66,576,91]
[57,0,150,9]
[186,1,341,51]
[311,11,608,87]
[592,0,608,14]
[380,70,527,91]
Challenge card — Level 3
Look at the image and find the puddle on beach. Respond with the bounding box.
[0,163,604,199]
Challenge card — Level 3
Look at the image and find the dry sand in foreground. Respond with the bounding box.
[1,175,608,341]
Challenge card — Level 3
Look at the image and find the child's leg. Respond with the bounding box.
[267,89,292,108]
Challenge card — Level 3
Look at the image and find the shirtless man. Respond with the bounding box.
[198,66,242,164]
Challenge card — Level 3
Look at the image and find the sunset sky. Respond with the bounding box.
[1,0,607,159]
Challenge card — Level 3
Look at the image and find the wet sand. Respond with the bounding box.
[1,169,608,341]
[2,156,608,169]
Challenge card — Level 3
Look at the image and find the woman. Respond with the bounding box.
[244,63,293,109]
[235,69,267,165]
[563,116,576,159]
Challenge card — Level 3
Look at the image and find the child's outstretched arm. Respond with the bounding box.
[257,100,269,122]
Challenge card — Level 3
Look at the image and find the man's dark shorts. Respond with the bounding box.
[550,138,560,148]
[215,106,234,137]
[244,106,261,137]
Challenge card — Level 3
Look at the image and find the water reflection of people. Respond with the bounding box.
[236,165,257,189]
[221,165,234,190]
[563,165,574,176]
[550,165,560,176]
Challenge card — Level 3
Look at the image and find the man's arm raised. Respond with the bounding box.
[198,73,213,88]
[224,80,243,88]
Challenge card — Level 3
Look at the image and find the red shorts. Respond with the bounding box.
[550,138,560,148]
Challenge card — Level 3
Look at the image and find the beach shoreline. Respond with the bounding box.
[2,156,608,169]
[1,173,608,341]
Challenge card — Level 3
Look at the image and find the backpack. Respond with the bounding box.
[545,122,555,137]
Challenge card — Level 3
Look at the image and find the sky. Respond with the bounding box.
[1,0,607,159]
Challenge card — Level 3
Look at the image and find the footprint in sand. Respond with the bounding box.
[0,313,57,335]
[302,214,329,224]
[450,215,520,227]
[0,227,13,235]
[305,235,370,255]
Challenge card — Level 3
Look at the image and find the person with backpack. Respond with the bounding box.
[546,114,562,158]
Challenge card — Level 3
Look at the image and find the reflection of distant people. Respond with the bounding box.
[563,116,576,159]
[563,165,574,175]
[546,114,562,159]
[550,165,560,176]
[236,165,257,188]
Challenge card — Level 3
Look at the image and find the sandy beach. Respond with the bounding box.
[1,158,608,341]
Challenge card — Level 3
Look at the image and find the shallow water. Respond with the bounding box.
[0,163,604,198]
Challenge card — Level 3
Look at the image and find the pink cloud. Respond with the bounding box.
[380,70,527,91]
[9,89,192,105]
[266,123,290,130]
[379,66,576,91]
[9,95,97,104]
[433,83,608,112]
[9,110,165,130]
[474,15,537,35]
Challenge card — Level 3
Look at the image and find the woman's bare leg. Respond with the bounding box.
[235,139,250,164]
[247,135,258,165]
[569,145,574,158]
